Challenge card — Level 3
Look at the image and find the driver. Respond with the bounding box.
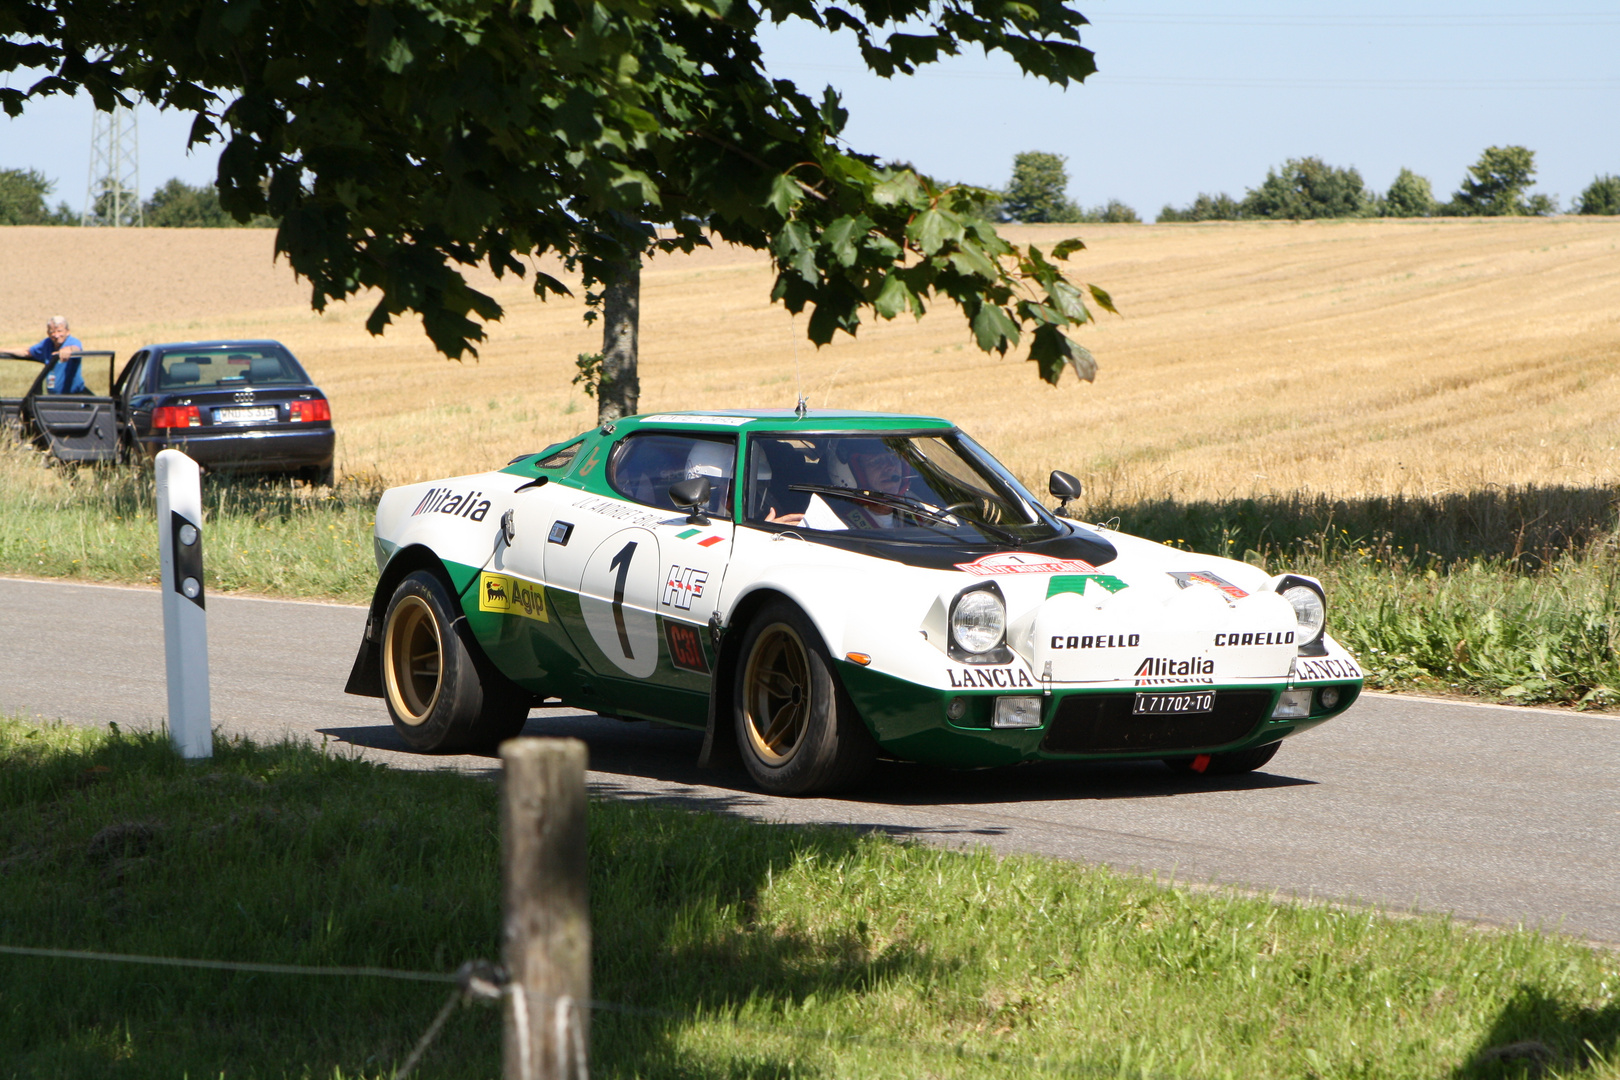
[1,316,86,394]
[829,438,913,529]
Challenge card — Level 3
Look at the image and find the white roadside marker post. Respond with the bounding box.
[155,449,213,759]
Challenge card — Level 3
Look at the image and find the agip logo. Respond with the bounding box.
[479,572,549,623]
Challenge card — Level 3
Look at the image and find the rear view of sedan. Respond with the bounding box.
[117,340,335,483]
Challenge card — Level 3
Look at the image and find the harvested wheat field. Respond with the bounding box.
[2,218,1617,500]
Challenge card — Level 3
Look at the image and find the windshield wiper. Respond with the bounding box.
[788,484,1019,544]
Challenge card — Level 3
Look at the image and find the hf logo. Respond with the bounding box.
[662,565,709,610]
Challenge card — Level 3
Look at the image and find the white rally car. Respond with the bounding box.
[345,410,1363,794]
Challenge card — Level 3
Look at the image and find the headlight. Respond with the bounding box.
[951,589,1006,655]
[1276,579,1325,643]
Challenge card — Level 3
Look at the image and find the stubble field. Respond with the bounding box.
[3,217,1618,499]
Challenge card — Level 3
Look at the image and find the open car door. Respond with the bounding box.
[24,351,120,463]
[0,357,46,439]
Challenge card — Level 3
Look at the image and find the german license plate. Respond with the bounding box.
[1133,691,1215,715]
[215,406,276,423]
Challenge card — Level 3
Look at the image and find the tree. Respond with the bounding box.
[1080,199,1139,224]
[1382,167,1436,218]
[142,177,276,227]
[1446,145,1555,216]
[1003,152,1081,223]
[1241,157,1372,220]
[0,167,74,225]
[1573,175,1620,216]
[1157,193,1242,223]
[1,0,1112,394]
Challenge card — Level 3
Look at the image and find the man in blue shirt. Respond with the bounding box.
[2,316,86,394]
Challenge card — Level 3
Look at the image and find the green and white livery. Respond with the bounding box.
[346,410,1363,794]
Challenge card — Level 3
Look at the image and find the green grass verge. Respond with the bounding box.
[3,719,1618,1079]
[0,442,379,604]
[3,442,1617,705]
[1093,488,1620,708]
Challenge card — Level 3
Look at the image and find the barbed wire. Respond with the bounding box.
[1,942,1189,1080]
[0,943,457,982]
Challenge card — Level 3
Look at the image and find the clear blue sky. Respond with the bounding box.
[3,3,1617,216]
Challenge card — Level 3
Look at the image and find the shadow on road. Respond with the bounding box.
[318,708,1315,823]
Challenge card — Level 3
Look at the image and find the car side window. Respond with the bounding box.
[608,433,736,518]
[116,351,148,400]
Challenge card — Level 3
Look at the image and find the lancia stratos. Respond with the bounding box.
[344,410,1364,794]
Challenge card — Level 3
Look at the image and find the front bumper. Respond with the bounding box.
[135,427,334,471]
[839,662,1360,768]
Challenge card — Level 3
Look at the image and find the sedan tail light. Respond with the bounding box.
[289,399,332,423]
[153,405,201,429]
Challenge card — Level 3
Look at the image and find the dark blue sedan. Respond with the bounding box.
[116,340,336,483]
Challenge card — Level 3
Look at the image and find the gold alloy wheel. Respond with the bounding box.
[741,622,812,764]
[383,595,443,725]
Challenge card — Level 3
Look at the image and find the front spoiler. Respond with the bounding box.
[838,662,1360,769]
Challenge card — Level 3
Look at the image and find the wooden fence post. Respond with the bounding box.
[500,738,590,1080]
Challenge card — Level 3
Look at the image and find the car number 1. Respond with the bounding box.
[609,539,636,658]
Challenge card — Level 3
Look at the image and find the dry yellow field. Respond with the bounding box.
[2,217,1617,501]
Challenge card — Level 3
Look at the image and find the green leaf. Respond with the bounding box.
[1086,282,1119,314]
[1065,340,1097,382]
[767,172,803,219]
[823,214,872,267]
[1029,324,1096,385]
[946,245,997,280]
[1047,280,1091,324]
[874,273,912,320]
[907,208,964,256]
[873,170,925,209]
[1051,237,1087,260]
[970,304,1019,354]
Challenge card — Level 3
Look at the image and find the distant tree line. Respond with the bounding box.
[10,151,1618,230]
[988,147,1619,226]
[0,171,276,226]
[1157,146,1618,222]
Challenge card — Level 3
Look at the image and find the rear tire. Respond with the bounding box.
[733,601,876,795]
[381,570,531,752]
[1163,741,1281,776]
[302,462,335,487]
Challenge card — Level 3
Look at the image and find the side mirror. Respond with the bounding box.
[1048,470,1082,518]
[669,475,712,525]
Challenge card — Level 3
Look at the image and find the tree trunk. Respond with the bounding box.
[596,257,640,424]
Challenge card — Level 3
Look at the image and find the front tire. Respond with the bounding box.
[733,601,876,795]
[381,570,531,752]
[1163,741,1281,776]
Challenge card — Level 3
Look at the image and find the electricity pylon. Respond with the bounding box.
[83,105,142,226]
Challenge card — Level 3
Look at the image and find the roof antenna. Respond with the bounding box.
[791,311,808,418]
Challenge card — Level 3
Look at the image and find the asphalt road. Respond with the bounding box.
[4,575,1615,944]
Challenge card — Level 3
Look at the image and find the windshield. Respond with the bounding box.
[744,431,1062,545]
[151,345,309,391]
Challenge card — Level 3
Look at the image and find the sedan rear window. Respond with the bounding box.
[154,346,308,390]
